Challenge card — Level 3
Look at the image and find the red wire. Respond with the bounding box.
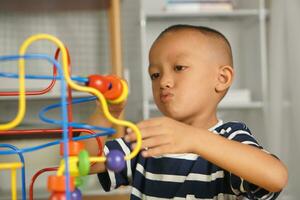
[29,167,58,200]
[66,48,74,139]
[0,128,90,136]
[0,59,57,96]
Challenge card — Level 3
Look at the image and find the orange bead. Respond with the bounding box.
[60,141,84,156]
[47,175,75,192]
[87,74,110,93]
[103,75,123,100]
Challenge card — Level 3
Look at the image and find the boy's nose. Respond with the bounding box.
[160,75,174,89]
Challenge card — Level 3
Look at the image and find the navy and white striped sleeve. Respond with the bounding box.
[97,138,138,191]
[221,122,281,199]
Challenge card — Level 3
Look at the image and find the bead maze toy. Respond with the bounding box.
[0,34,142,200]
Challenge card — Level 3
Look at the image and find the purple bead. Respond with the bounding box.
[71,188,82,200]
[106,150,125,172]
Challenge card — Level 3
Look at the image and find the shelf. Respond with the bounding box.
[0,0,110,12]
[145,9,269,19]
[218,101,263,109]
[0,92,92,101]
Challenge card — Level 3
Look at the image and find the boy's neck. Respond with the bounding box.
[181,109,219,130]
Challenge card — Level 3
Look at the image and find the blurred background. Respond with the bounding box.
[0,0,299,199]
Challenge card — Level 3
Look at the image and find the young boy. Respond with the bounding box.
[85,25,288,199]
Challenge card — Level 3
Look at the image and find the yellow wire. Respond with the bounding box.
[15,34,141,161]
[11,168,17,200]
[0,162,23,170]
[89,157,106,162]
[57,162,65,176]
[0,162,22,200]
[0,47,26,130]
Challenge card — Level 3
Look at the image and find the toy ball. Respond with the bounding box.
[106,150,125,172]
[71,188,82,200]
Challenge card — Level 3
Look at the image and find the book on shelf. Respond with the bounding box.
[164,0,234,12]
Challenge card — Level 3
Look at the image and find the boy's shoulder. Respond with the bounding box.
[214,121,252,136]
[213,120,265,156]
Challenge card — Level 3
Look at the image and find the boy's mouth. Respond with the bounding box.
[160,92,174,103]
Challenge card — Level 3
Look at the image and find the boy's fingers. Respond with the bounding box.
[125,125,163,142]
[131,135,169,150]
[142,135,169,149]
[125,117,169,143]
[142,144,170,157]
[124,129,131,142]
[139,125,163,138]
[124,128,136,142]
[137,117,165,129]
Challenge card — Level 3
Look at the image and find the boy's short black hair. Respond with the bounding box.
[156,24,233,66]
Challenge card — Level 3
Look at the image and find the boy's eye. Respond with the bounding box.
[150,72,160,80]
[174,65,186,71]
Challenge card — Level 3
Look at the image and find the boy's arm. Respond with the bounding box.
[125,117,288,193]
[190,128,288,193]
[81,101,125,174]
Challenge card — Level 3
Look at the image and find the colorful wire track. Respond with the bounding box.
[0,34,142,200]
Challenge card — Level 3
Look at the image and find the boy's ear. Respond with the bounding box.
[215,65,234,93]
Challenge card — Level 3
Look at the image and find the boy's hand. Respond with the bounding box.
[125,117,197,157]
[88,99,126,128]
[95,99,126,118]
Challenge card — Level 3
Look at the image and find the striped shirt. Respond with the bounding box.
[98,121,281,199]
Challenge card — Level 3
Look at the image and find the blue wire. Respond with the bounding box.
[38,96,117,133]
[0,72,88,83]
[0,54,115,199]
[0,130,115,155]
[0,144,26,200]
[39,96,97,125]
[0,53,72,200]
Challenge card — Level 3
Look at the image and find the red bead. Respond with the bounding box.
[87,74,110,93]
[49,189,82,200]
[49,192,66,200]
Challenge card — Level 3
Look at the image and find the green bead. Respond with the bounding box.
[78,150,90,176]
[75,177,83,187]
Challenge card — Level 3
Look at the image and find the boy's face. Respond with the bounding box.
[148,30,220,123]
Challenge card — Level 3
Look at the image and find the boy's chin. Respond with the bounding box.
[161,110,187,121]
